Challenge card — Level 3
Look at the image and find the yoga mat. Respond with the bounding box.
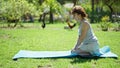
[13,46,118,60]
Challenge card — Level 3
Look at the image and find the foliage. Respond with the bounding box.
[99,0,120,21]
[57,0,65,5]
[80,2,91,16]
[101,0,120,7]
[99,0,120,12]
[25,0,44,16]
[40,0,65,23]
[101,16,109,22]
[100,16,112,31]
[92,0,120,22]
[0,0,36,20]
[40,0,63,14]
[113,22,120,31]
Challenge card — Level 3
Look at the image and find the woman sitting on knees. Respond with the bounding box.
[71,6,101,56]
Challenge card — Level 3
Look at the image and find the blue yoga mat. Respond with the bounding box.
[13,46,118,60]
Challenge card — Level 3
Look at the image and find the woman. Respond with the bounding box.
[71,6,101,56]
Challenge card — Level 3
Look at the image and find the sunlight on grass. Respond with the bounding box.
[0,23,120,68]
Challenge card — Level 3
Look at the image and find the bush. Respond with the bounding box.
[100,16,112,31]
[113,22,120,31]
[100,22,112,31]
[0,0,37,27]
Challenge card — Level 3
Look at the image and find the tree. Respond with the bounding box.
[0,0,3,18]
[72,0,78,6]
[96,0,120,21]
[57,0,65,5]
[91,0,95,23]
[40,0,63,23]
[0,0,36,27]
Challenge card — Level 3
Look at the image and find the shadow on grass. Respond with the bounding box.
[0,26,40,29]
[70,56,118,64]
[13,55,118,64]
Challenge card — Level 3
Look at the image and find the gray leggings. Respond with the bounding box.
[78,41,101,56]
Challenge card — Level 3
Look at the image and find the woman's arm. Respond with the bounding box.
[73,22,89,50]
[66,19,76,29]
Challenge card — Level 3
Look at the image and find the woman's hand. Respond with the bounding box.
[71,49,76,54]
[71,47,80,55]
[71,46,79,52]
[74,44,80,50]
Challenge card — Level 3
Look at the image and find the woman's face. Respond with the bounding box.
[73,13,82,21]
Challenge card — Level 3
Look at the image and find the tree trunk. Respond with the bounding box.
[49,6,53,23]
[91,0,95,23]
[107,5,113,22]
[39,0,44,5]
[57,0,65,5]
[73,0,77,6]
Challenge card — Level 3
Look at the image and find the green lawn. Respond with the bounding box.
[0,23,120,68]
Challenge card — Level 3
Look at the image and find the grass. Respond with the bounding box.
[0,22,120,68]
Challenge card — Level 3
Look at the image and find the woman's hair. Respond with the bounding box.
[71,6,87,18]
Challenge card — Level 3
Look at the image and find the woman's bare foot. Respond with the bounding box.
[78,52,91,56]
[71,49,91,56]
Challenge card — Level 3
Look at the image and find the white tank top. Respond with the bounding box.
[78,19,98,44]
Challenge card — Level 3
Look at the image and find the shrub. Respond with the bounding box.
[100,16,112,31]
[113,22,120,31]
[0,0,37,27]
